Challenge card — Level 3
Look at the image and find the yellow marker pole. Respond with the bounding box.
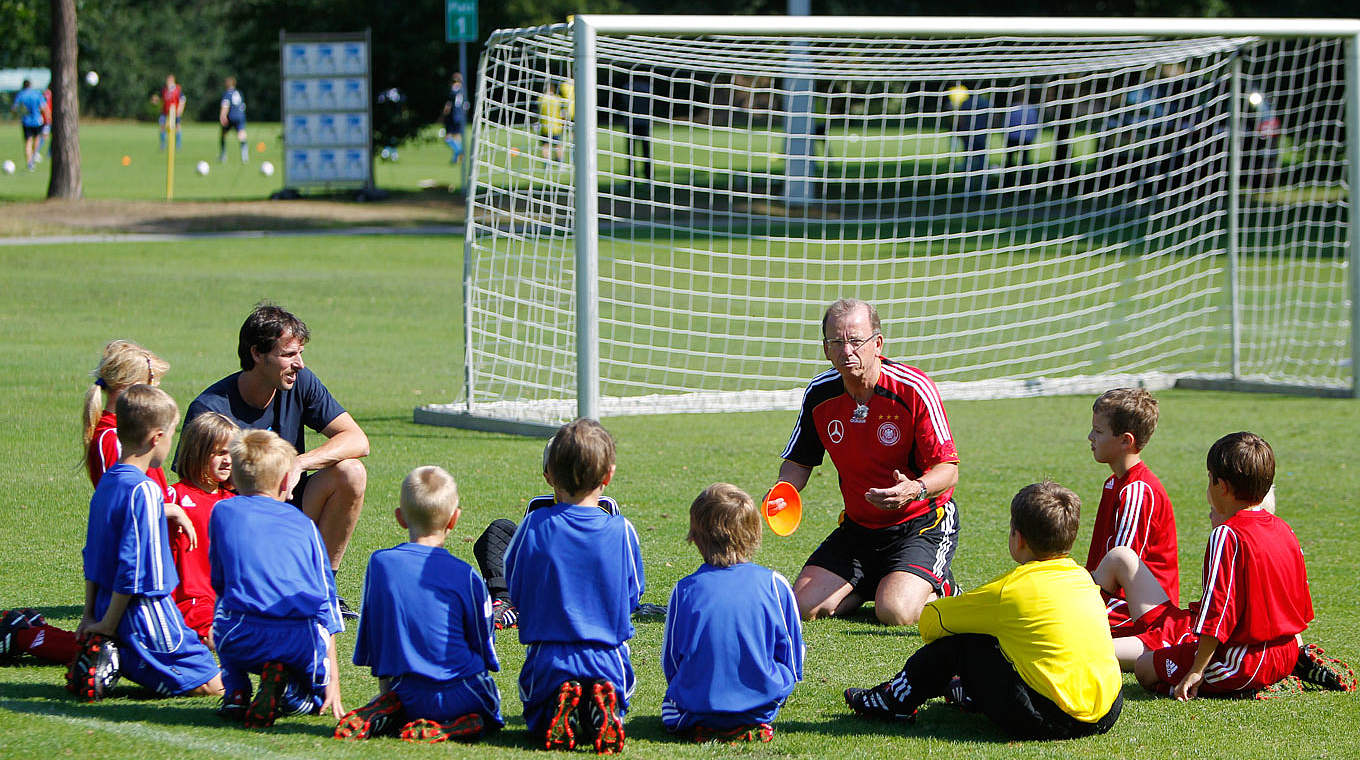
[166,109,176,200]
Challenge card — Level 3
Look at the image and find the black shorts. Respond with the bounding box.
[222,116,246,133]
[22,124,42,139]
[805,500,960,596]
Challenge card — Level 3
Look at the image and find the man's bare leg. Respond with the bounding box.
[300,458,367,571]
[874,571,937,626]
[793,566,860,621]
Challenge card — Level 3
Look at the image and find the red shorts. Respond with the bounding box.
[1135,602,1299,695]
[177,596,215,641]
[1102,591,1137,635]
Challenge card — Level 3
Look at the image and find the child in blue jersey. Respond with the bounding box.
[74,385,224,701]
[662,483,804,742]
[335,465,503,743]
[505,418,643,754]
[210,429,344,728]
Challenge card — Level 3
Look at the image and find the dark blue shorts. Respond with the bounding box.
[214,609,330,713]
[392,671,504,726]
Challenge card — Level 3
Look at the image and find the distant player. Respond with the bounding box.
[36,87,51,159]
[219,76,248,163]
[152,73,186,151]
[441,72,469,164]
[772,298,961,627]
[662,483,803,743]
[1093,432,1354,698]
[504,418,641,753]
[624,75,652,180]
[11,79,46,171]
[538,80,571,161]
[1004,89,1042,167]
[336,465,503,743]
[169,412,239,646]
[1084,388,1178,632]
[72,385,224,701]
[846,481,1122,739]
[210,430,345,727]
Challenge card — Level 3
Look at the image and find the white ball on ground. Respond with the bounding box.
[85,70,99,87]
[2,160,14,175]
[260,160,275,177]
[195,160,210,176]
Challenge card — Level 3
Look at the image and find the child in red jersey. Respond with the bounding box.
[1092,432,1344,698]
[170,412,240,647]
[1084,388,1177,632]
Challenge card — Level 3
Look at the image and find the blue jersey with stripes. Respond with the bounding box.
[662,562,804,719]
[353,542,499,681]
[83,463,179,608]
[505,502,644,646]
[209,494,343,634]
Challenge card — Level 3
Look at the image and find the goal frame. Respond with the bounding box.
[416,15,1360,436]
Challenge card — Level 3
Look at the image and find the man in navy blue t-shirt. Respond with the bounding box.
[183,303,369,617]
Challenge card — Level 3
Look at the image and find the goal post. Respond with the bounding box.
[416,15,1360,433]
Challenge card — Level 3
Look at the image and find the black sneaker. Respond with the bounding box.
[544,681,581,751]
[844,684,917,723]
[1293,643,1358,692]
[218,688,251,722]
[944,675,977,712]
[584,680,624,755]
[333,690,405,740]
[633,602,667,619]
[337,596,360,622]
[0,609,36,660]
[492,599,518,630]
[65,634,121,702]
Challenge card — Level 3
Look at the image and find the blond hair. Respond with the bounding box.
[687,483,761,568]
[176,413,239,491]
[83,340,169,446]
[544,418,616,497]
[115,384,179,450]
[229,429,297,496]
[1092,388,1159,451]
[400,465,460,533]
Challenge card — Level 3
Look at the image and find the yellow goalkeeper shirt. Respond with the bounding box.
[918,556,1121,722]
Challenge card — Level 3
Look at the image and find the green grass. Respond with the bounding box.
[0,120,466,202]
[1,237,1357,759]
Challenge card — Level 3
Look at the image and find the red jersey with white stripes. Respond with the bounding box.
[1192,509,1313,646]
[783,359,959,529]
[1085,461,1179,605]
[169,481,231,612]
[85,411,171,501]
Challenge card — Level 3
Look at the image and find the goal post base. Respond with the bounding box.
[1173,377,1354,399]
[413,406,559,437]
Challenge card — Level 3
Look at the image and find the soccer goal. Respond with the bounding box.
[416,16,1360,435]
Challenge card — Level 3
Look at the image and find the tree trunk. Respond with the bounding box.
[47,0,81,199]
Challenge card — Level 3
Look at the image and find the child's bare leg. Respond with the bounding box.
[1133,651,1161,691]
[1091,546,1169,621]
[189,673,225,696]
[1114,637,1151,671]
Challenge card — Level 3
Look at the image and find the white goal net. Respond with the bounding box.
[419,17,1358,432]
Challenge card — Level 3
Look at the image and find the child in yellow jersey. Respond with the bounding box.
[845,481,1122,739]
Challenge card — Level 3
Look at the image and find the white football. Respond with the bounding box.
[2,160,14,175]
[195,160,210,176]
[260,160,275,177]
[85,70,99,87]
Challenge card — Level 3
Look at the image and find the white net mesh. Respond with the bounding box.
[431,25,1353,426]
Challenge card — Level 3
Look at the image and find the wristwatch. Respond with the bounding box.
[914,480,928,501]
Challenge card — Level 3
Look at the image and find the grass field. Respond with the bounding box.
[0,120,466,202]
[0,236,1356,759]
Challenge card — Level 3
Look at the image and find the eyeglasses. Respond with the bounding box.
[823,333,880,351]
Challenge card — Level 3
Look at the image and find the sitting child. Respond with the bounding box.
[1085,388,1178,632]
[846,481,1122,739]
[335,465,503,743]
[169,412,239,647]
[71,384,223,701]
[209,430,344,727]
[1093,432,1353,698]
[504,418,643,754]
[661,483,803,743]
